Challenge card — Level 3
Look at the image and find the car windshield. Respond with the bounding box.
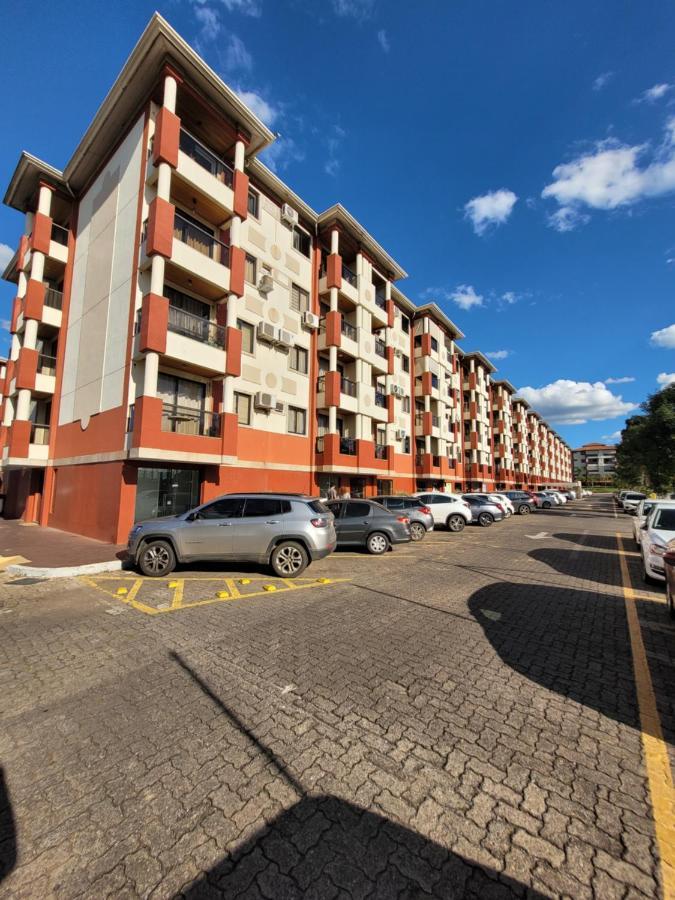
[652,509,675,530]
[626,493,646,500]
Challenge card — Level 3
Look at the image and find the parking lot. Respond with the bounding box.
[1,494,674,898]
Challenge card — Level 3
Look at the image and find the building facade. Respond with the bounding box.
[0,15,573,543]
[573,443,617,484]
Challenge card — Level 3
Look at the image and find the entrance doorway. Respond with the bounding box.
[135,467,200,521]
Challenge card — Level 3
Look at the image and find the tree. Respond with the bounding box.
[615,385,675,492]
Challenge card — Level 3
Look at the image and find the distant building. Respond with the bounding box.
[573,443,617,483]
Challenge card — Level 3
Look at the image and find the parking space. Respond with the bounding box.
[1,494,675,897]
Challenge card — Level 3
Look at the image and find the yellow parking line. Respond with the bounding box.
[616,533,675,897]
[171,579,184,609]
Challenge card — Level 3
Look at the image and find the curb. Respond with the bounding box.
[6,560,124,579]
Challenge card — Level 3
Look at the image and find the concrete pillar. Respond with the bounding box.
[2,396,15,427]
[37,183,53,216]
[330,227,339,255]
[144,352,159,398]
[23,318,38,351]
[329,286,338,313]
[16,389,31,421]
[234,138,246,172]
[163,72,178,113]
[10,335,21,362]
[328,407,337,432]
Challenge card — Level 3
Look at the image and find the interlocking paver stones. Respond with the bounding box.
[0,495,672,897]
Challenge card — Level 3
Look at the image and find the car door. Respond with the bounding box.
[417,494,440,525]
[232,497,291,559]
[339,501,373,545]
[180,497,244,559]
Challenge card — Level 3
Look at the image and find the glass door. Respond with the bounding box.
[135,467,200,521]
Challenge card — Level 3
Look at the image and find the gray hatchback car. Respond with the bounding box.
[373,495,435,541]
[128,493,336,578]
[326,499,412,553]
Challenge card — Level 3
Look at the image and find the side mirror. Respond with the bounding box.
[641,522,649,530]
[186,512,198,522]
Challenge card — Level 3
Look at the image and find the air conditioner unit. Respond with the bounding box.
[258,274,274,294]
[276,329,296,349]
[302,310,319,330]
[257,321,278,343]
[390,384,405,398]
[281,203,298,226]
[396,428,407,441]
[254,391,276,410]
[394,349,403,358]
[275,401,286,413]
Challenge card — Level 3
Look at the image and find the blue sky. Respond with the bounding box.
[2,0,675,447]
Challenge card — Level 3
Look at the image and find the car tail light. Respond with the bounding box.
[310,517,329,527]
[397,516,410,524]
[495,503,504,513]
[419,506,431,515]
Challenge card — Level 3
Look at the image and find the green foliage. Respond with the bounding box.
[615,385,675,492]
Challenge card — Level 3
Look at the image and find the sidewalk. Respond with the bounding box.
[0,519,125,569]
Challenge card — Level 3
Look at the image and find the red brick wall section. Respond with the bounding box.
[233,169,250,220]
[221,411,238,457]
[15,349,38,391]
[23,280,46,321]
[139,293,168,354]
[152,107,180,168]
[324,371,341,407]
[229,246,245,297]
[224,327,242,376]
[325,311,341,347]
[421,333,432,356]
[10,298,21,334]
[146,198,175,258]
[31,213,52,255]
[326,254,342,290]
[8,420,31,459]
[48,461,126,543]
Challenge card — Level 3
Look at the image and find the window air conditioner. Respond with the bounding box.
[276,329,296,349]
[258,274,274,294]
[302,310,319,330]
[396,429,407,440]
[254,392,276,410]
[257,321,278,343]
[281,203,298,226]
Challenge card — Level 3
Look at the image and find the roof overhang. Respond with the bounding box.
[3,152,68,214]
[247,159,317,227]
[512,397,531,409]
[413,303,465,340]
[493,378,517,394]
[463,351,496,373]
[390,285,417,316]
[317,204,407,281]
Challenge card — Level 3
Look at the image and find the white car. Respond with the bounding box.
[540,490,564,505]
[621,491,647,514]
[639,502,675,583]
[413,491,472,533]
[632,499,660,547]
[488,493,515,517]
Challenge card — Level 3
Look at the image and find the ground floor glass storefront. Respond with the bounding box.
[134,467,200,522]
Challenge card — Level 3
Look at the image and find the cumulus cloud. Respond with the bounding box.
[637,83,672,104]
[464,189,517,235]
[542,118,675,229]
[332,0,376,20]
[377,29,390,52]
[223,34,252,72]
[500,291,518,305]
[235,88,279,127]
[592,71,614,92]
[517,379,637,425]
[657,372,675,387]
[602,430,623,442]
[261,136,305,173]
[651,323,675,348]
[604,376,635,384]
[449,285,484,311]
[221,0,262,15]
[485,350,510,360]
[0,243,13,272]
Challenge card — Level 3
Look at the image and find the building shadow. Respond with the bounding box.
[553,532,632,551]
[528,547,627,588]
[0,767,17,885]
[170,651,546,899]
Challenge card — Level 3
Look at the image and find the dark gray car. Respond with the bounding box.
[373,495,434,541]
[503,490,536,515]
[461,495,506,527]
[326,499,412,553]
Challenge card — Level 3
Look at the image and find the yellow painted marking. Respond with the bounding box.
[169,581,179,588]
[263,584,277,592]
[125,579,143,603]
[616,533,675,897]
[225,579,242,599]
[317,578,331,584]
[0,555,30,570]
[239,578,251,585]
[171,579,184,609]
[116,588,128,596]
[217,591,230,599]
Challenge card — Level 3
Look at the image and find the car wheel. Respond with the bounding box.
[518,504,531,515]
[270,541,308,578]
[478,512,494,527]
[409,522,426,542]
[447,514,466,533]
[668,582,675,618]
[138,539,176,577]
[367,532,390,555]
[543,501,552,509]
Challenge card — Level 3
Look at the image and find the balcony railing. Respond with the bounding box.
[51,224,69,246]
[374,338,386,358]
[161,403,220,437]
[168,304,225,347]
[342,264,357,286]
[340,437,356,455]
[173,213,230,266]
[374,390,387,408]
[316,374,326,393]
[375,291,387,310]
[374,443,387,459]
[179,129,234,187]
[432,415,440,428]
[341,320,357,341]
[415,454,424,466]
[342,377,357,397]
[44,287,63,310]
[38,353,57,376]
[30,423,50,445]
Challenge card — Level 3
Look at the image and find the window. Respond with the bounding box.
[431,337,438,352]
[431,374,439,390]
[402,396,411,413]
[653,509,675,530]
[344,501,371,518]
[288,406,307,435]
[242,497,291,517]
[401,354,410,373]
[414,335,422,348]
[234,392,251,425]
[237,319,255,354]
[401,316,410,334]
[290,283,309,312]
[245,253,257,284]
[248,189,259,218]
[290,346,308,374]
[292,226,311,258]
[198,498,244,519]
[317,413,329,437]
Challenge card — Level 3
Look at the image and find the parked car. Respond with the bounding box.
[633,498,667,546]
[129,493,336,578]
[326,499,411,553]
[534,492,557,509]
[562,490,577,501]
[503,490,536,515]
[621,492,647,514]
[638,502,675,583]
[542,490,567,504]
[488,493,515,516]
[374,495,434,541]
[413,491,472,532]
[461,495,506,526]
[615,490,631,506]
[664,538,675,614]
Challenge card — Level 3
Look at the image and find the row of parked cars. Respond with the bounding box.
[128,487,577,580]
[616,490,675,610]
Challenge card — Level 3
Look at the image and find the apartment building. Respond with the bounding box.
[0,14,572,543]
[573,442,617,484]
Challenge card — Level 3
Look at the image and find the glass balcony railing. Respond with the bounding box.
[161,403,220,437]
[374,338,386,358]
[341,320,357,341]
[340,437,356,455]
[173,213,230,266]
[44,287,63,310]
[30,423,50,445]
[374,443,387,459]
[37,353,57,376]
[342,264,357,286]
[168,305,225,347]
[375,291,387,310]
[51,224,69,246]
[374,390,387,408]
[179,129,234,187]
[342,377,357,397]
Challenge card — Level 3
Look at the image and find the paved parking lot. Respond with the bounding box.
[0,495,673,898]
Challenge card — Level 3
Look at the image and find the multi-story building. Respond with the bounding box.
[0,14,573,543]
[573,442,617,484]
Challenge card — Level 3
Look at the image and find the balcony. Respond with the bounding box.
[342,376,357,398]
[341,320,358,342]
[51,224,69,246]
[161,403,220,437]
[374,443,388,460]
[37,353,57,377]
[174,213,230,266]
[179,129,234,187]
[375,291,387,311]
[168,213,231,295]
[30,422,50,445]
[44,287,63,310]
[171,128,236,218]
[342,264,357,287]
[374,338,387,358]
[168,304,225,348]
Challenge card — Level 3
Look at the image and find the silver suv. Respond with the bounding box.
[128,493,336,578]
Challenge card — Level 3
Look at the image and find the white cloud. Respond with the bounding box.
[377,29,390,52]
[517,379,637,425]
[223,34,252,72]
[449,285,484,311]
[657,372,675,387]
[500,291,518,306]
[542,118,675,229]
[604,376,635,384]
[602,430,623,442]
[485,350,510,360]
[464,189,517,235]
[235,89,279,127]
[331,0,376,20]
[324,124,346,177]
[0,243,13,272]
[221,0,262,16]
[261,136,305,173]
[651,323,675,348]
[637,83,672,104]
[193,3,221,43]
[593,71,614,92]
[0,319,11,332]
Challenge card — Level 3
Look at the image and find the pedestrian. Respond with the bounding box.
[327,484,338,501]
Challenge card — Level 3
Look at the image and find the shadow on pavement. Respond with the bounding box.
[554,532,631,551]
[170,651,547,899]
[528,547,626,587]
[0,767,17,886]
